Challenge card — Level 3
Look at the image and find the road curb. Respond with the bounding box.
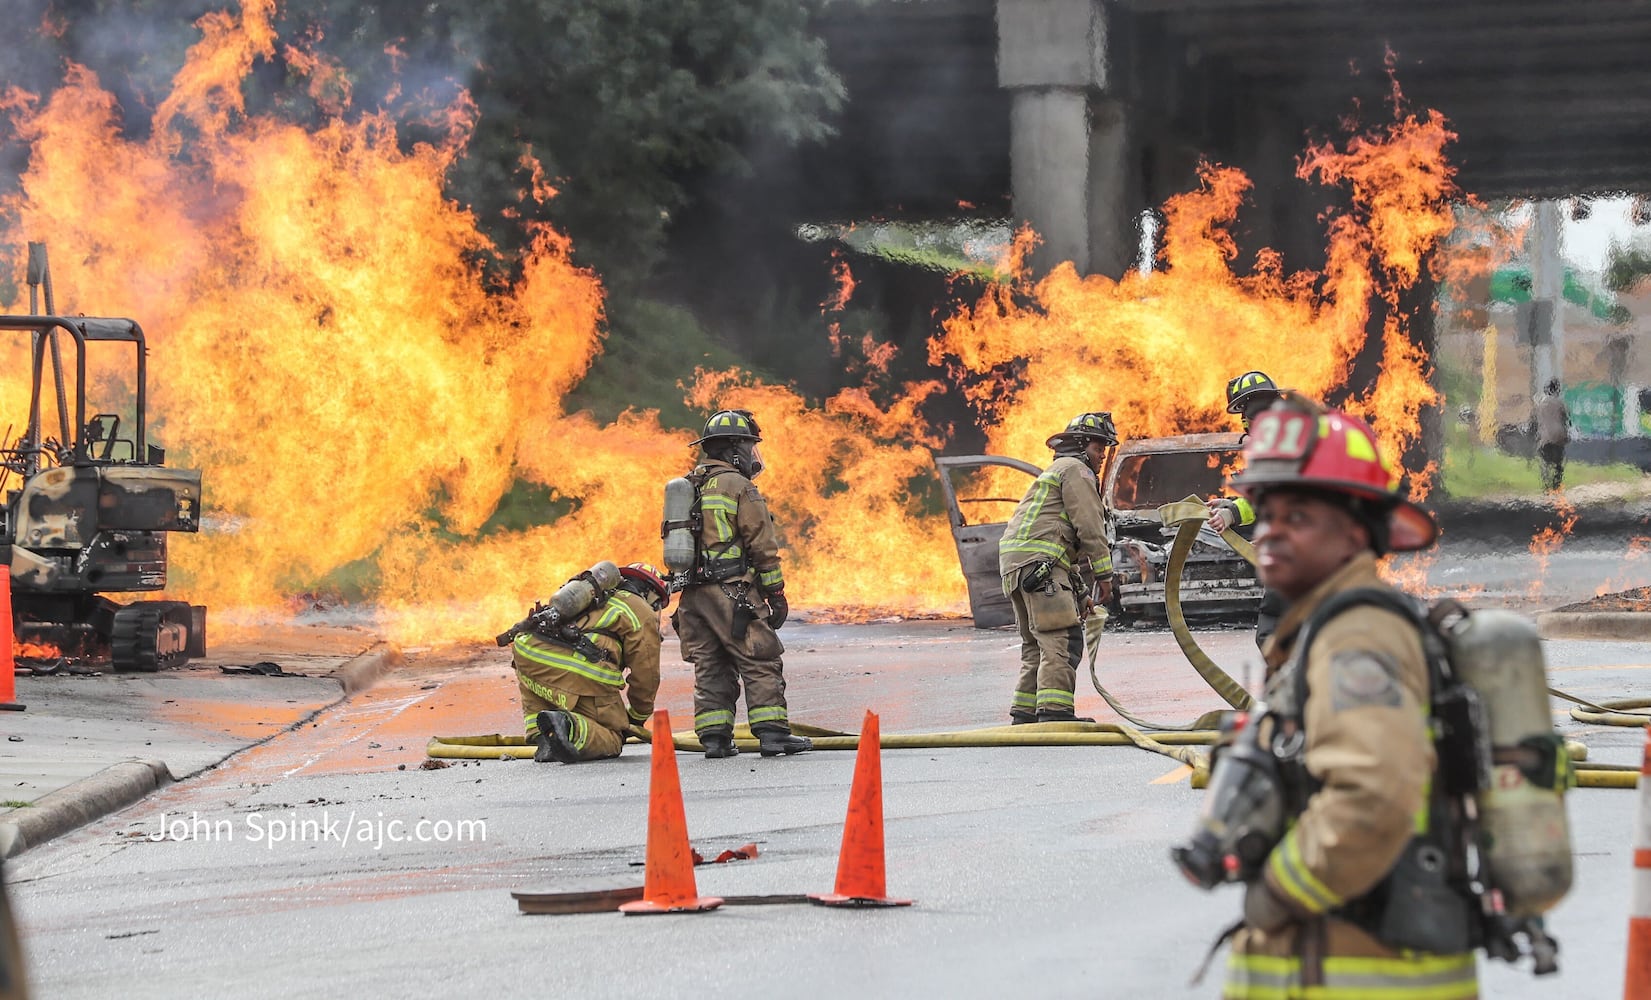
[336,641,404,696]
[1537,612,1651,642]
[0,759,172,860]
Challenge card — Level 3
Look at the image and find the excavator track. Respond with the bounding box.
[110,601,193,672]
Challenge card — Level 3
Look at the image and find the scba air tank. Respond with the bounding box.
[1444,607,1573,917]
[661,477,698,575]
[547,561,622,622]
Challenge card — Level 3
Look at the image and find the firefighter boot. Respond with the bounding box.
[1036,710,1095,723]
[534,711,581,764]
[701,732,740,759]
[756,728,813,757]
[1010,711,1038,726]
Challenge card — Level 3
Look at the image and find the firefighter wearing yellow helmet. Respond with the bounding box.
[674,410,811,758]
[1208,370,1287,648]
[998,412,1117,724]
[514,562,668,764]
[1207,394,1474,999]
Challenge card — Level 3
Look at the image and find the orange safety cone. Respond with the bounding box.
[619,709,721,914]
[1627,727,1651,997]
[0,574,21,712]
[809,710,911,908]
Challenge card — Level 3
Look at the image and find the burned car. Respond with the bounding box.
[934,433,1262,628]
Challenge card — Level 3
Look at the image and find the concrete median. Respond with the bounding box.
[0,637,404,860]
[0,759,171,859]
[1537,611,1651,642]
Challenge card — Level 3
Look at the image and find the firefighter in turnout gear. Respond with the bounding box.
[1207,370,1287,649]
[1214,394,1475,999]
[675,410,811,758]
[999,412,1117,724]
[513,563,667,764]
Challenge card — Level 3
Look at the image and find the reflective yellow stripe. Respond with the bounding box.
[748,706,788,724]
[1233,496,1256,526]
[1000,538,1071,563]
[1266,828,1342,914]
[592,596,640,632]
[1036,688,1075,707]
[1225,950,1477,999]
[514,635,623,686]
[696,709,735,729]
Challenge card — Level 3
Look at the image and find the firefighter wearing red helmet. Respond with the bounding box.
[1213,394,1473,999]
[517,562,668,764]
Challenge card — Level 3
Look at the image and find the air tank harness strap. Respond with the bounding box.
[536,625,621,664]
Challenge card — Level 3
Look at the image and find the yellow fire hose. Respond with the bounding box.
[425,722,1220,760]
[1154,497,1255,712]
[431,497,1640,787]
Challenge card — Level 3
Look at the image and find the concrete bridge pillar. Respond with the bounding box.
[998,0,1140,277]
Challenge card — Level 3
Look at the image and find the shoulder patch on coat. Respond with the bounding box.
[1328,651,1403,713]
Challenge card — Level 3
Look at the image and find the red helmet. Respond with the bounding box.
[1227,396,1438,552]
[618,562,669,601]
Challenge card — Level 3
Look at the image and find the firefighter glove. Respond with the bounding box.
[1242,878,1294,933]
[1207,498,1239,534]
[766,590,789,630]
[1092,575,1115,605]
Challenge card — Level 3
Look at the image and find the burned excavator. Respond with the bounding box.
[0,244,205,671]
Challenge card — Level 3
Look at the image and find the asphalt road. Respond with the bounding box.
[7,593,1649,999]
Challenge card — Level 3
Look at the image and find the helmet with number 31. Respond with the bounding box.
[1226,393,1438,552]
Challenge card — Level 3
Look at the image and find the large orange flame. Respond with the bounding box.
[0,4,1470,641]
[933,105,1458,481]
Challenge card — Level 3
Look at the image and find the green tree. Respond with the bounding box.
[1,0,844,292]
[280,0,845,289]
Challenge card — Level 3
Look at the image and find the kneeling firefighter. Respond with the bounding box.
[1174,393,1571,999]
[663,409,810,759]
[999,412,1117,724]
[502,561,668,764]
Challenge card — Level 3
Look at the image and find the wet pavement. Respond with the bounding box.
[0,625,391,845]
[4,612,1649,999]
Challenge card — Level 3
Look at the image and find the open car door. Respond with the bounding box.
[932,454,1041,628]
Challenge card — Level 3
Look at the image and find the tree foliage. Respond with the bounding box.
[0,0,845,289]
[1604,242,1651,295]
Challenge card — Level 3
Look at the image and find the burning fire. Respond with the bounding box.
[932,105,1458,484]
[1596,536,1651,598]
[14,641,62,660]
[1527,493,1579,602]
[0,4,1473,640]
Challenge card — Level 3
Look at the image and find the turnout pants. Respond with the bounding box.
[676,583,791,737]
[515,670,627,761]
[1006,566,1084,719]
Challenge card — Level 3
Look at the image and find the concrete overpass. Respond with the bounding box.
[794,0,1651,276]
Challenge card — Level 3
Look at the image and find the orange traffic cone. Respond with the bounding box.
[0,574,21,712]
[1626,727,1651,996]
[619,709,721,914]
[809,710,911,908]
